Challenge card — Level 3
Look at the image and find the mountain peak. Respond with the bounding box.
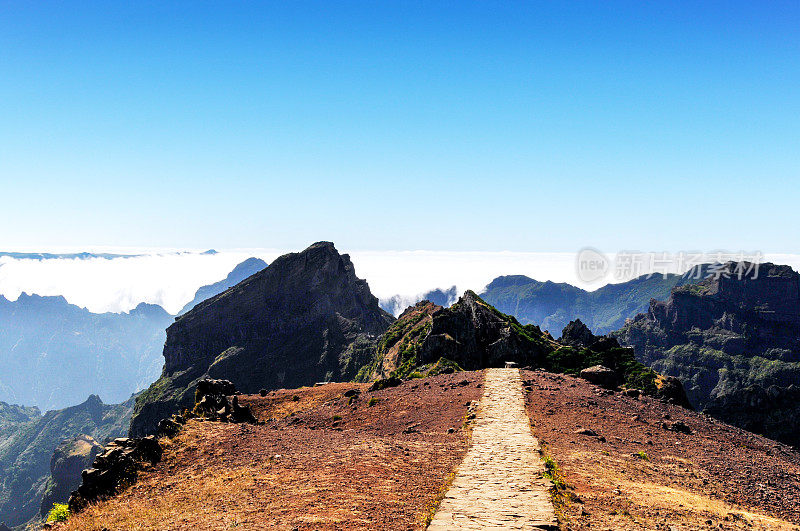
[130,243,393,436]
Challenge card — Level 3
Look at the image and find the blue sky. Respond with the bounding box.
[1,2,798,252]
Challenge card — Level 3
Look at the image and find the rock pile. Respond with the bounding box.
[68,436,162,512]
[191,379,257,424]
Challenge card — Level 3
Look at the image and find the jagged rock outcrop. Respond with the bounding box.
[68,436,162,513]
[39,435,102,517]
[419,291,555,370]
[369,294,690,408]
[191,379,257,424]
[157,379,256,438]
[130,242,394,436]
[560,319,597,348]
[366,291,556,379]
[614,262,800,446]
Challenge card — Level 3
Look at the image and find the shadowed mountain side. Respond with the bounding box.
[129,242,394,437]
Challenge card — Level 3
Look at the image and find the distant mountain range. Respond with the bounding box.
[0,295,172,410]
[379,273,699,336]
[480,272,699,336]
[0,257,269,411]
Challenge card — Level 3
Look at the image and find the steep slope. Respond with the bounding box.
[0,295,172,410]
[129,242,394,437]
[614,262,800,447]
[0,395,135,528]
[481,272,696,335]
[177,257,268,316]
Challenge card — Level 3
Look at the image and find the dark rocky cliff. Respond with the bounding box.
[39,435,102,517]
[614,262,800,446]
[129,242,394,436]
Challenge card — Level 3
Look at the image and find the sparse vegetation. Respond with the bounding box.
[368,397,379,407]
[542,454,567,491]
[542,345,659,395]
[332,414,342,421]
[634,450,650,461]
[539,444,574,523]
[47,503,70,522]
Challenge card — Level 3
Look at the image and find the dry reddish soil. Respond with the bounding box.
[523,370,800,530]
[56,368,800,530]
[58,372,484,530]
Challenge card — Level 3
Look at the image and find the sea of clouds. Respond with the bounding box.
[0,247,797,315]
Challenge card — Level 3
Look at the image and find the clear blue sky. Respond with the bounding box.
[1,1,797,252]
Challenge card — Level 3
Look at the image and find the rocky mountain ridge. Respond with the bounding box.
[614,262,800,446]
[129,242,394,437]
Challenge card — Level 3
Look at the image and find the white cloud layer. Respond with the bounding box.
[0,247,797,315]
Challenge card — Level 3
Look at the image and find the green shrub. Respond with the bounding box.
[368,397,379,407]
[408,371,423,379]
[542,454,567,490]
[332,415,342,421]
[47,503,70,523]
[634,450,650,461]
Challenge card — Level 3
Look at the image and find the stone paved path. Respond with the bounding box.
[427,368,557,530]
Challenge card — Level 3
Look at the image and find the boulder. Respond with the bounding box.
[369,376,402,392]
[579,365,619,389]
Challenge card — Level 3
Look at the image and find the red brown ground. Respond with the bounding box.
[56,369,800,530]
[57,372,484,530]
[523,370,800,530]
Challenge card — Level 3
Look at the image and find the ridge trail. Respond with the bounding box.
[428,368,557,530]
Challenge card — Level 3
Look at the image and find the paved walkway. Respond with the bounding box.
[427,368,557,530]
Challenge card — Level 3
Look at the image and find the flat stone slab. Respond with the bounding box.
[428,368,557,530]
